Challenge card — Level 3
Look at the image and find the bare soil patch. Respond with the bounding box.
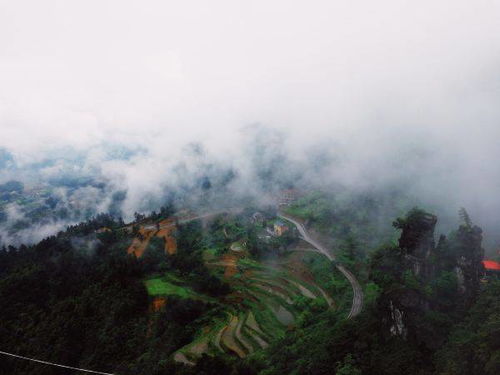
[127,226,156,258]
[221,254,238,279]
[156,219,177,255]
[151,297,167,312]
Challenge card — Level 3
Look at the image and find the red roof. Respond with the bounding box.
[482,260,500,271]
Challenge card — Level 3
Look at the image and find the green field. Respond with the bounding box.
[145,277,193,298]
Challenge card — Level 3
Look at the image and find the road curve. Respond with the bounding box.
[131,208,362,319]
[278,213,363,319]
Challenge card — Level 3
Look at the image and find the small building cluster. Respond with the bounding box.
[277,189,301,206]
[251,211,292,242]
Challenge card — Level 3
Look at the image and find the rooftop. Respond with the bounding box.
[482,260,500,271]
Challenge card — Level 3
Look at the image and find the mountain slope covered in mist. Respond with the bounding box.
[2,1,500,374]
[0,192,497,375]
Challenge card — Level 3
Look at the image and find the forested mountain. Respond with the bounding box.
[0,194,497,375]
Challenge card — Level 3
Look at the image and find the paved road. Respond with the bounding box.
[278,213,364,319]
[133,208,363,318]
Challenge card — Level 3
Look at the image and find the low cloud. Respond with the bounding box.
[1,1,500,249]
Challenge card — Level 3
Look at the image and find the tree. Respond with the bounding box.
[134,212,146,222]
[459,208,472,228]
[336,354,362,375]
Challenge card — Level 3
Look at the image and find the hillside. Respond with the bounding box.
[0,194,498,375]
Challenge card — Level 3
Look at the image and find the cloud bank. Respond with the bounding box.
[1,1,500,248]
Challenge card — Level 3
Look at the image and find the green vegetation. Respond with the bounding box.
[284,190,417,253]
[301,252,353,310]
[145,277,194,298]
[436,281,500,375]
[0,195,497,375]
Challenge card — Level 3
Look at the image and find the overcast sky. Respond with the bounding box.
[1,0,499,152]
[1,1,500,243]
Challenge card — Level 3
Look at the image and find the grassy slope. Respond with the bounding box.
[145,277,194,298]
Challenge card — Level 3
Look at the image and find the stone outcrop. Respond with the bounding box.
[455,225,484,307]
[393,209,438,278]
[395,210,437,259]
[384,208,485,341]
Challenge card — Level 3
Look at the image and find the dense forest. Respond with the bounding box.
[0,194,498,375]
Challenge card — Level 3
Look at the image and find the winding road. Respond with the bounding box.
[278,213,364,319]
[136,208,363,318]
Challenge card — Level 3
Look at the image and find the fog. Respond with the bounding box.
[1,1,500,250]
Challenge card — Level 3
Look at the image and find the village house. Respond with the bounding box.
[482,259,500,280]
[273,221,289,237]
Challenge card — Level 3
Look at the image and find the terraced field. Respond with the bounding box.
[171,249,334,364]
[125,214,338,365]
